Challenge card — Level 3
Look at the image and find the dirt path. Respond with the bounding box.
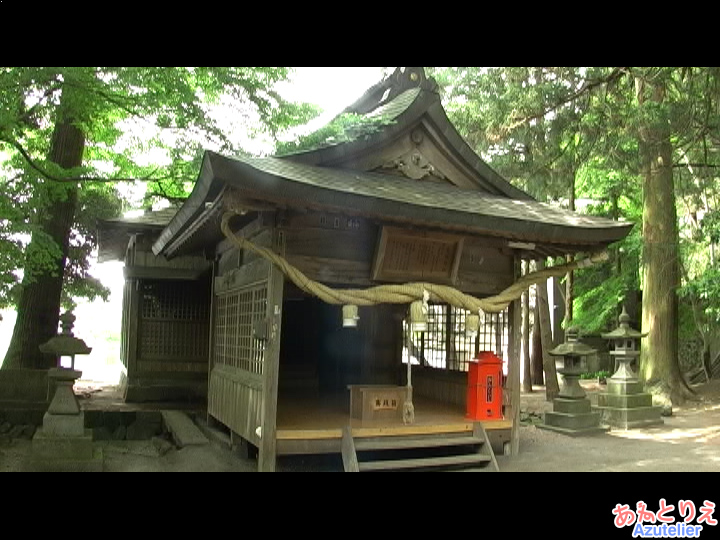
[496,380,720,472]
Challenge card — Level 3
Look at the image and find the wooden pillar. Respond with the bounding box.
[258,224,284,472]
[508,257,522,456]
[125,278,141,400]
[206,257,218,425]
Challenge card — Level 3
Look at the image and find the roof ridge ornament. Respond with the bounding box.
[343,67,439,116]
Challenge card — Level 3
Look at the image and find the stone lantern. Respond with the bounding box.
[538,326,608,436]
[550,326,595,399]
[29,311,103,471]
[596,306,663,429]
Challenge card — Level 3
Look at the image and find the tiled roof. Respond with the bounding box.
[97,207,180,262]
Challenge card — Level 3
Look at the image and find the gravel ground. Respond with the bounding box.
[496,381,720,472]
[2,380,719,472]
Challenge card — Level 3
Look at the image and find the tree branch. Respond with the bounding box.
[17,82,62,128]
[144,181,188,204]
[504,68,627,133]
[673,162,720,169]
[1,137,161,183]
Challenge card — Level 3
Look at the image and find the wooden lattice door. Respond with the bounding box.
[208,256,284,471]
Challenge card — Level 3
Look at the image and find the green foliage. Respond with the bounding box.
[580,370,611,380]
[0,67,319,308]
[429,67,645,335]
[430,67,720,352]
[275,113,395,156]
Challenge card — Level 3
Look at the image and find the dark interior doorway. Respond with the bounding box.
[279,296,366,396]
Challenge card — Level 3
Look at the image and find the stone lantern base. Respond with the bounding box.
[537,372,609,436]
[538,396,609,436]
[27,368,103,472]
[596,378,664,430]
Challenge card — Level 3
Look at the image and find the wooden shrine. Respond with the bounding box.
[97,67,632,471]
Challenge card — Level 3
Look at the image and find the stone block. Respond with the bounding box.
[126,419,162,440]
[597,392,653,409]
[112,425,127,441]
[32,429,95,460]
[606,379,644,395]
[47,383,81,415]
[151,436,175,456]
[162,411,208,447]
[544,410,604,431]
[93,426,112,441]
[536,423,609,437]
[42,412,85,437]
[135,411,162,425]
[599,405,663,429]
[553,398,592,414]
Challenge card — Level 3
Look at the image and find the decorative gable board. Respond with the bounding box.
[329,123,503,194]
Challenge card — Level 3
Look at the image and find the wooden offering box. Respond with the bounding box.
[348,385,406,422]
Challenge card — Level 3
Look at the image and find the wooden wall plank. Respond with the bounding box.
[208,366,263,444]
[215,258,271,294]
[282,227,376,263]
[285,255,373,286]
[123,267,209,280]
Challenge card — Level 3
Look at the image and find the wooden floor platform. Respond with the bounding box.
[276,390,511,455]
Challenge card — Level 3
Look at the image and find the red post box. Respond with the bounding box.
[466,351,504,420]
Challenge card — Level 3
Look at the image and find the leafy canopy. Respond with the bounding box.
[0,67,320,308]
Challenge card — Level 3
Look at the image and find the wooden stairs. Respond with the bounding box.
[341,423,499,472]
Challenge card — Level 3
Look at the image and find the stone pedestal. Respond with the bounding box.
[540,397,608,436]
[595,307,664,430]
[28,368,103,472]
[538,382,609,437]
[596,377,664,430]
[537,327,608,437]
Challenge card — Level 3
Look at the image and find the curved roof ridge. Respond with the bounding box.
[340,67,439,117]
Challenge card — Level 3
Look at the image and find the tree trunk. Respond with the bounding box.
[536,258,560,401]
[530,283,544,386]
[565,171,576,326]
[2,114,84,370]
[635,75,691,406]
[522,261,532,392]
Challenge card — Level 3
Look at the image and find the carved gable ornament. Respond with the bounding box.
[378,129,449,183]
[382,148,447,182]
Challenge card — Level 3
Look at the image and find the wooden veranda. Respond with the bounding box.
[274,391,511,456]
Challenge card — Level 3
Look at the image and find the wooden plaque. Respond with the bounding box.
[372,226,463,283]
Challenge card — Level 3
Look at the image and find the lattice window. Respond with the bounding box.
[402,304,509,372]
[213,284,267,375]
[138,280,210,361]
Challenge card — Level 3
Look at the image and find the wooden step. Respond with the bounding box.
[342,423,499,472]
[354,436,484,452]
[358,453,491,472]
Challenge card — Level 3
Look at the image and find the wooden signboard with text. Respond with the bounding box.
[372,226,464,284]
